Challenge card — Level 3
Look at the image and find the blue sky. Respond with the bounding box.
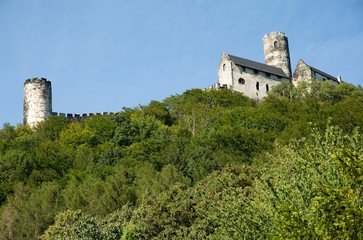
[1,0,362,126]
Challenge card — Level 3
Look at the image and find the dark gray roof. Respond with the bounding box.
[227,54,289,78]
[309,65,338,82]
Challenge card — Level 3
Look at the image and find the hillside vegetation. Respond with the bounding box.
[1,81,363,239]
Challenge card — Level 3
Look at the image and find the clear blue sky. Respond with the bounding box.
[1,0,362,126]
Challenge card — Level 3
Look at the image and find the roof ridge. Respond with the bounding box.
[226,53,289,78]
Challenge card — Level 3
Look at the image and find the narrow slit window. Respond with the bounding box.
[256,82,259,91]
[266,84,269,92]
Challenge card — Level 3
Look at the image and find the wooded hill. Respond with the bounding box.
[1,81,363,239]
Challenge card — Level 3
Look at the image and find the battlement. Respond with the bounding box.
[24,77,51,85]
[263,32,287,39]
[23,76,119,127]
[51,111,115,121]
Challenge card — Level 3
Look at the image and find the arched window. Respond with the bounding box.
[238,78,245,84]
[256,81,259,91]
[266,84,269,92]
[223,64,226,71]
[274,41,278,48]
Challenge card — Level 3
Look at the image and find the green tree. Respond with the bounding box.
[256,124,363,239]
[0,181,64,240]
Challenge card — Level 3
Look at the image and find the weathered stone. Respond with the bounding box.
[213,31,341,101]
[263,32,292,78]
[292,59,339,86]
[23,78,52,127]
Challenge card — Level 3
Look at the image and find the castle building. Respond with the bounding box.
[217,53,290,100]
[23,32,342,127]
[213,32,341,100]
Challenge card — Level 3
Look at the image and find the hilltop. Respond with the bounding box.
[1,81,363,239]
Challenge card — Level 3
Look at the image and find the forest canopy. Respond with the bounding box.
[0,81,363,239]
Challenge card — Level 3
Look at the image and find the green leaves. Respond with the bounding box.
[1,81,363,239]
[259,124,363,239]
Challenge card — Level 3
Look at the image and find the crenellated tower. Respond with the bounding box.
[263,32,292,78]
[23,78,52,127]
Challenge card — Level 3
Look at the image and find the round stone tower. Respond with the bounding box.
[23,78,52,127]
[263,32,292,78]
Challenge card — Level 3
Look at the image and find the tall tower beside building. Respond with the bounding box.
[262,32,292,78]
[23,78,52,127]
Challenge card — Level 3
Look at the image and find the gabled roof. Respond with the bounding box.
[296,59,339,83]
[226,53,289,78]
[309,65,338,83]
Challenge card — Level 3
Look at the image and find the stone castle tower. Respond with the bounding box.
[23,78,52,127]
[262,32,292,78]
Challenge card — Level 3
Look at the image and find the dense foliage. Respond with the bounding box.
[0,81,363,239]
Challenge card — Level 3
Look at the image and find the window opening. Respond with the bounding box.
[266,84,269,92]
[238,78,245,84]
[274,41,278,48]
[223,64,226,71]
[256,82,259,91]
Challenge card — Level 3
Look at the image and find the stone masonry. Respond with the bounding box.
[23,32,343,127]
[23,78,52,128]
[210,31,341,100]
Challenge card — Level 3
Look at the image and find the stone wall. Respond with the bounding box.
[292,59,312,86]
[51,112,115,122]
[229,62,288,101]
[292,59,339,86]
[23,78,117,127]
[217,54,289,101]
[217,53,234,89]
[312,71,339,84]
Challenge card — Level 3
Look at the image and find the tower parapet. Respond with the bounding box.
[263,32,292,78]
[23,78,52,127]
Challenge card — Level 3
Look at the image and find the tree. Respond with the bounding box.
[256,124,363,238]
[0,181,64,240]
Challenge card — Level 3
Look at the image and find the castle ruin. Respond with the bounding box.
[23,78,114,128]
[210,32,341,100]
[23,32,343,127]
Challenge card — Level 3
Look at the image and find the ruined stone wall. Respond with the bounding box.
[292,60,339,86]
[23,78,52,127]
[263,32,292,78]
[292,59,312,86]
